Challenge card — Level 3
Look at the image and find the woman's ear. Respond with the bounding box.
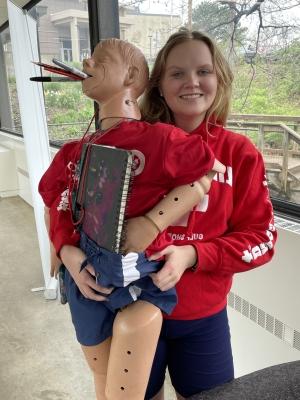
[124,66,139,86]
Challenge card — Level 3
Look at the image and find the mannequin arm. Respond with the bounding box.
[44,206,62,278]
[146,175,212,233]
[122,171,215,253]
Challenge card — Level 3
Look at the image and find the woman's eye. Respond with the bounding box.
[198,69,210,75]
[171,72,183,78]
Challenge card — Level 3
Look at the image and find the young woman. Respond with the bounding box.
[136,29,277,400]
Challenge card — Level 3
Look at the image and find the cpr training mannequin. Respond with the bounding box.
[40,38,225,400]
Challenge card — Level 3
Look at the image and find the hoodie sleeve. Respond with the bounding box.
[193,148,277,274]
[48,191,80,255]
[38,141,80,255]
[162,127,215,185]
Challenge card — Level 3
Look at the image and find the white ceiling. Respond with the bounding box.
[0,0,32,28]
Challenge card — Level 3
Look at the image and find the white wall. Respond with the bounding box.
[229,225,300,377]
[0,131,57,205]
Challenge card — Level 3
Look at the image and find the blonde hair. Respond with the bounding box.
[140,29,233,126]
[94,38,149,97]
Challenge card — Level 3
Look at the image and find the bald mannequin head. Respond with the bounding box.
[94,39,148,98]
[82,39,149,110]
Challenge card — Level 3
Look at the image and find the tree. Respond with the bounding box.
[192,0,247,45]
[216,1,299,55]
[190,1,300,110]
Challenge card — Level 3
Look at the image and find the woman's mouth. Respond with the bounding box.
[179,93,203,99]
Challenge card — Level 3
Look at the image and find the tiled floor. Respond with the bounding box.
[0,196,176,400]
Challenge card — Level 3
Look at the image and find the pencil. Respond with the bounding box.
[30,76,78,82]
[52,58,89,79]
[31,61,83,80]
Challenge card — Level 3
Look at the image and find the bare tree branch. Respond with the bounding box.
[119,0,146,8]
[262,24,298,29]
[262,2,300,13]
[240,61,256,111]
[245,0,265,16]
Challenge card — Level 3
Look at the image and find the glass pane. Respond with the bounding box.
[119,2,183,65]
[226,120,300,205]
[118,1,300,208]
[0,28,23,134]
[29,0,93,143]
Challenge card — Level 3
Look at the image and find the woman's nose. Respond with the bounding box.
[185,72,199,87]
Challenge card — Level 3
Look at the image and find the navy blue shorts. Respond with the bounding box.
[145,308,234,399]
[78,231,177,314]
[63,232,177,346]
[64,267,115,345]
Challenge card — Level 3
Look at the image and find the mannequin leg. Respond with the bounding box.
[81,337,112,400]
[105,301,163,400]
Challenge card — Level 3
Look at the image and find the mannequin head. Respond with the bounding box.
[82,39,149,123]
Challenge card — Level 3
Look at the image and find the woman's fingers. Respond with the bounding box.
[81,286,109,301]
[85,264,95,276]
[83,265,114,294]
[78,267,114,300]
[148,245,175,261]
[151,262,180,291]
[150,245,194,291]
[151,274,175,291]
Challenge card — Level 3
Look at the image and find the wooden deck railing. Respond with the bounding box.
[227,118,300,199]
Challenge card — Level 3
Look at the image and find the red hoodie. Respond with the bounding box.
[164,121,277,319]
[39,119,276,321]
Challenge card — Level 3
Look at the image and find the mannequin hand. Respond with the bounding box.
[212,158,226,174]
[50,242,62,278]
[122,216,159,254]
[45,207,62,278]
[149,245,197,291]
[60,245,113,301]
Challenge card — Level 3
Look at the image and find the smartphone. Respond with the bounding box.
[52,58,89,79]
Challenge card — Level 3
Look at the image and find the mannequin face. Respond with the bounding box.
[82,44,129,103]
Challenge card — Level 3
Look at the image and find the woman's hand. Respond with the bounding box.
[60,245,113,301]
[149,245,197,291]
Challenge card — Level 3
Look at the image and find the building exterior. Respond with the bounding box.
[119,6,181,62]
[34,0,90,64]
[32,0,181,64]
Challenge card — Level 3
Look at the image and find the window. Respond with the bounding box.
[227,117,300,210]
[117,1,300,212]
[119,2,181,64]
[29,0,94,143]
[0,27,22,135]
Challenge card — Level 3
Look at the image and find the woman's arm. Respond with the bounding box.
[192,151,277,275]
[148,149,277,290]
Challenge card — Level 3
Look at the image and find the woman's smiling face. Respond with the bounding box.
[160,39,218,132]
